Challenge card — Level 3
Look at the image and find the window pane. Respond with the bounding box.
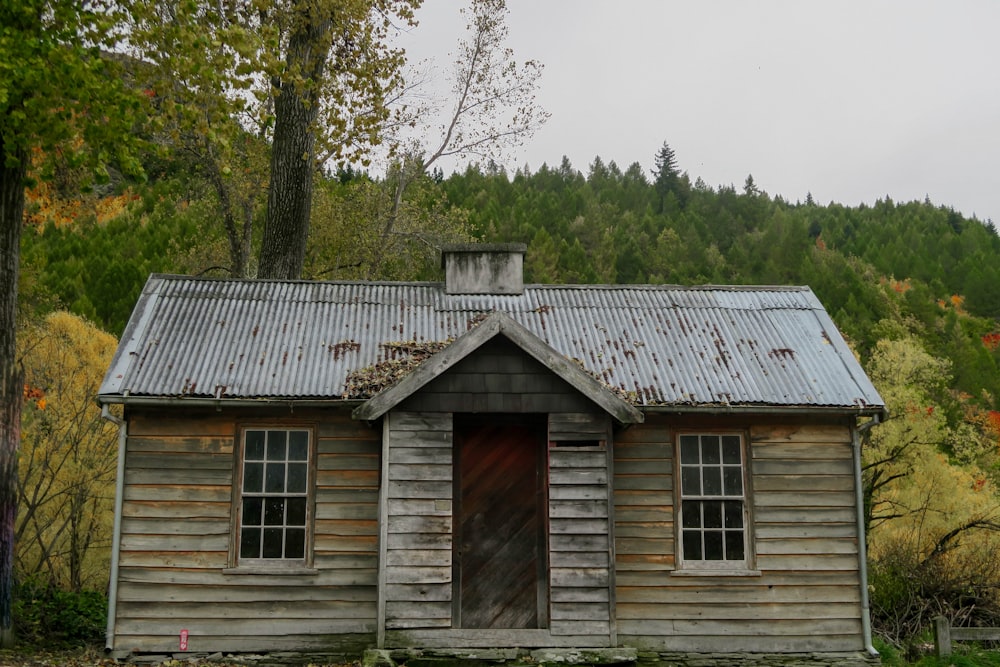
[678,434,748,566]
[287,463,307,493]
[288,432,309,461]
[724,501,744,528]
[682,531,702,560]
[680,436,700,464]
[701,436,721,464]
[239,428,312,564]
[704,531,724,560]
[681,467,701,495]
[702,467,722,495]
[285,528,305,559]
[263,528,284,558]
[265,462,286,493]
[242,497,263,526]
[243,462,263,493]
[723,467,743,495]
[287,498,307,526]
[722,435,741,464]
[682,500,701,528]
[703,501,722,528]
[240,528,261,559]
[267,431,287,460]
[725,531,745,561]
[245,431,265,460]
[264,498,285,525]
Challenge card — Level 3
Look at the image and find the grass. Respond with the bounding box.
[875,636,1000,667]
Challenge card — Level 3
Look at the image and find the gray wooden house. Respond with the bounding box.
[98,244,886,661]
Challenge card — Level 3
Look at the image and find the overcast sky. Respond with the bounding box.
[397,1,1000,224]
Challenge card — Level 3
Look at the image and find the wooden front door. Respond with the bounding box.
[453,414,547,629]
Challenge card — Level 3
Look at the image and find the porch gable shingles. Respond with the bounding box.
[353,311,643,425]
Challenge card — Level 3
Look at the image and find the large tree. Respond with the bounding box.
[0,0,143,645]
[129,0,272,278]
[131,0,420,280]
[258,0,421,279]
[651,141,681,213]
[362,0,547,276]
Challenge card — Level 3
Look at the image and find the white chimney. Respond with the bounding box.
[441,243,527,295]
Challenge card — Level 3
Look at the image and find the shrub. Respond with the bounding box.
[12,579,107,647]
[869,536,1000,647]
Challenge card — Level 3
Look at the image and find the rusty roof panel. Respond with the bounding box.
[100,275,884,412]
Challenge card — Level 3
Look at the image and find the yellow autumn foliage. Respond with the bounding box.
[865,336,1000,556]
[16,311,119,591]
[864,335,1000,640]
[24,179,137,229]
[869,449,1000,559]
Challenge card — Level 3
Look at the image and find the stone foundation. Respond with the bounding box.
[118,647,880,667]
[363,648,878,667]
[364,647,638,667]
[634,651,880,667]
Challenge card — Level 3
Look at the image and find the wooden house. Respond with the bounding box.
[98,244,886,663]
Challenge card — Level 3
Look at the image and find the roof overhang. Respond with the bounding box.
[641,403,888,419]
[97,395,365,409]
[96,395,885,422]
[352,311,644,425]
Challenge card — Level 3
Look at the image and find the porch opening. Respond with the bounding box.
[452,413,548,629]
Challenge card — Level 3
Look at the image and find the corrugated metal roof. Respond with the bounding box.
[99,274,884,412]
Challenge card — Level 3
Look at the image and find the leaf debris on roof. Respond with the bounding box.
[342,340,453,399]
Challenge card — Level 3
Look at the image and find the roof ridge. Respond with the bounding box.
[149,273,811,293]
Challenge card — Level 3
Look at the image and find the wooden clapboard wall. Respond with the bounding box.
[381,411,454,635]
[113,406,379,653]
[613,414,865,653]
[548,412,613,642]
[549,444,613,641]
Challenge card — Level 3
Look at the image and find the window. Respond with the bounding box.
[235,427,313,567]
[677,433,749,569]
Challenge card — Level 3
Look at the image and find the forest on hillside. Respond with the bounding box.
[5,0,1000,655]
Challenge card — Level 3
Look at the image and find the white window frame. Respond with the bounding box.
[230,425,315,571]
[675,432,754,573]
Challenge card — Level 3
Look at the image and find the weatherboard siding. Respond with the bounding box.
[548,445,614,642]
[381,411,454,632]
[613,414,865,653]
[113,407,378,654]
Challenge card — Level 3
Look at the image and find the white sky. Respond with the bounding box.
[397,1,1000,224]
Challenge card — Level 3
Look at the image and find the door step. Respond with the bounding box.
[364,647,638,667]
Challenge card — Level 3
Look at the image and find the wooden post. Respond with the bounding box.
[934,615,952,658]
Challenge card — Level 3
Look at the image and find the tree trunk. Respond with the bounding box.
[0,138,26,648]
[257,15,330,280]
[205,155,250,278]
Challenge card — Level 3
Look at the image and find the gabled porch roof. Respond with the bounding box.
[353,311,644,424]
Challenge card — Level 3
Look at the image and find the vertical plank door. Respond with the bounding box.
[454,414,547,629]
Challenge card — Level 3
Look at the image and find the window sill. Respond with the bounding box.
[223,566,318,576]
[670,568,761,577]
